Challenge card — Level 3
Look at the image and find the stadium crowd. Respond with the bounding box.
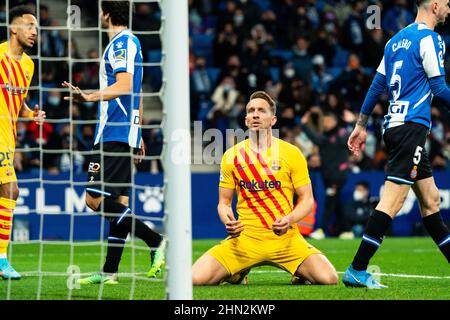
[1,0,450,176]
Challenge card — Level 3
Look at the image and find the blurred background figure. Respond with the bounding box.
[300,109,352,239]
[344,181,372,238]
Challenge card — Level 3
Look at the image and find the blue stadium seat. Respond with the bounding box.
[204,15,218,30]
[192,34,214,51]
[192,34,215,65]
[254,0,271,11]
[147,50,163,90]
[269,49,293,62]
[148,50,162,62]
[332,46,349,68]
[207,67,221,86]
[269,67,280,83]
[326,67,343,79]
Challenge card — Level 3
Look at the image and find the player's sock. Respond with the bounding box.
[102,217,129,274]
[351,210,392,271]
[0,198,16,258]
[119,216,162,249]
[98,199,163,272]
[422,212,450,263]
[99,199,130,274]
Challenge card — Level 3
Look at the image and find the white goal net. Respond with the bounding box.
[0,0,191,300]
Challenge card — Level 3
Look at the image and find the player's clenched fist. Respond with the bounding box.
[272,216,291,236]
[225,219,244,238]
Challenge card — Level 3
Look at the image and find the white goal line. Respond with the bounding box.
[250,269,450,280]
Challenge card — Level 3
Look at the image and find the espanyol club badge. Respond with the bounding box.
[410,165,418,179]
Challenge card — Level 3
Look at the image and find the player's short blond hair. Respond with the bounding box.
[416,0,430,7]
[249,91,276,115]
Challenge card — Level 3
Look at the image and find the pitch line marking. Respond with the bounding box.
[250,269,450,279]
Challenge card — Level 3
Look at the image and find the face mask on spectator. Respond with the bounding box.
[48,96,61,106]
[17,129,26,139]
[234,15,244,26]
[284,68,295,79]
[83,101,95,108]
[353,190,366,201]
[223,84,232,92]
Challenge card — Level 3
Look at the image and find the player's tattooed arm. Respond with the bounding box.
[356,113,369,128]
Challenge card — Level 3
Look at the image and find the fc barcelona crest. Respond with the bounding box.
[271,160,281,171]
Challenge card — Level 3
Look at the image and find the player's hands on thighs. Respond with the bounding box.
[225,220,244,238]
[272,217,290,236]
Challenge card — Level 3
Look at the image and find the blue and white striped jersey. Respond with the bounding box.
[377,22,446,130]
[94,29,143,148]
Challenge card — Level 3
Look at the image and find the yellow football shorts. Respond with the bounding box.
[207,227,321,276]
[0,150,16,185]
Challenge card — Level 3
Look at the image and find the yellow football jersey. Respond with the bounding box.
[219,137,311,233]
[0,41,34,150]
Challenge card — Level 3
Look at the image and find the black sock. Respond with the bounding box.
[422,212,450,263]
[102,222,128,274]
[120,216,162,249]
[98,199,131,274]
[352,210,392,271]
[97,199,163,272]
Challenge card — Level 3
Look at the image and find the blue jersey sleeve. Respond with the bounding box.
[109,35,138,75]
[429,75,450,109]
[360,72,386,116]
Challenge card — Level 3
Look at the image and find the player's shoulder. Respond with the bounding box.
[112,30,141,47]
[0,41,8,55]
[21,52,34,69]
[223,139,246,157]
[221,140,245,166]
[275,138,304,157]
[389,23,436,44]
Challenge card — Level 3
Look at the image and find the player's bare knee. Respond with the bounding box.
[321,271,338,285]
[85,194,100,211]
[192,272,216,286]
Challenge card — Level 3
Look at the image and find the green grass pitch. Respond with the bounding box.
[0,238,449,300]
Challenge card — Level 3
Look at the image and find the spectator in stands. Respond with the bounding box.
[286,4,314,45]
[362,28,386,70]
[40,5,66,57]
[59,135,84,175]
[301,109,351,239]
[331,53,370,111]
[311,54,333,98]
[250,23,274,53]
[292,35,313,83]
[208,76,240,124]
[239,0,262,28]
[218,55,249,96]
[340,0,366,56]
[310,27,337,68]
[191,55,213,120]
[344,181,372,238]
[213,22,240,67]
[382,0,414,37]
[45,90,68,120]
[14,122,40,172]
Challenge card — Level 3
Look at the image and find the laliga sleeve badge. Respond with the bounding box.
[410,165,418,179]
